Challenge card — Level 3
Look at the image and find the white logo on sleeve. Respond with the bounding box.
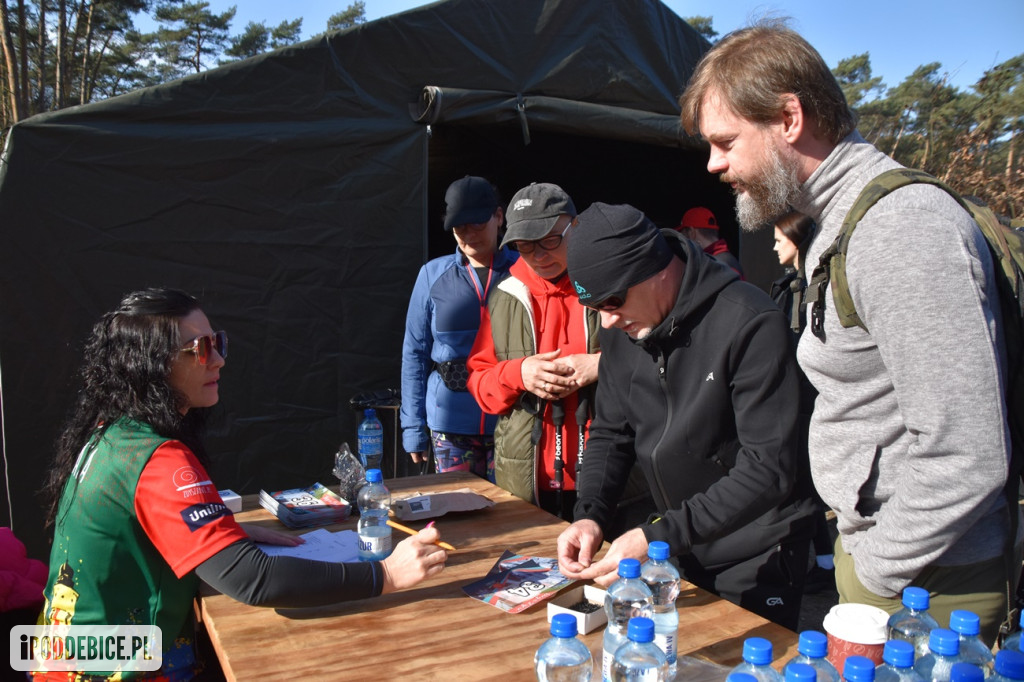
[705,372,715,382]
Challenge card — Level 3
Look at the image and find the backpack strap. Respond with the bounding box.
[806,168,952,340]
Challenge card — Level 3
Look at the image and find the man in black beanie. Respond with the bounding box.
[556,202,815,630]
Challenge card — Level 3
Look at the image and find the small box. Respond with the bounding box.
[546,584,607,634]
[219,489,242,513]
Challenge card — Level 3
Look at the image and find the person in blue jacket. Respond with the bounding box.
[401,176,517,480]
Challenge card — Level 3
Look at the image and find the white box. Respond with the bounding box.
[546,584,607,634]
[219,489,242,513]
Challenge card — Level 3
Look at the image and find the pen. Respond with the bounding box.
[386,519,456,551]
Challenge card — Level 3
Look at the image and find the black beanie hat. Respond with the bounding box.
[567,202,673,305]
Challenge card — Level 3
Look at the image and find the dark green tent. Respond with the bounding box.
[0,0,744,560]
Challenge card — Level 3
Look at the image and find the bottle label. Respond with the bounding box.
[654,632,677,663]
[602,648,614,681]
[358,531,392,556]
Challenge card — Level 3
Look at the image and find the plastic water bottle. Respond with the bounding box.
[610,617,668,681]
[787,662,820,682]
[357,408,384,471]
[640,541,680,675]
[876,640,926,682]
[992,650,1024,682]
[729,637,784,682]
[915,629,964,682]
[602,558,653,681]
[784,630,841,682]
[535,613,594,681]
[889,587,941,659]
[949,610,994,676]
[730,675,761,682]
[845,655,878,682]
[949,663,984,682]
[1003,633,1022,655]
[356,469,392,561]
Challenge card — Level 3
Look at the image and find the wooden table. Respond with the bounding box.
[197,472,797,680]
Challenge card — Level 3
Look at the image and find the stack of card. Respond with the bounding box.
[258,482,352,528]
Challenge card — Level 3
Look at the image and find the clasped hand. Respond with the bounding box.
[521,349,600,401]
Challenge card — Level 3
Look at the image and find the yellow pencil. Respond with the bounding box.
[386,519,456,551]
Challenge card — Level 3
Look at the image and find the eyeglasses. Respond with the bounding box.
[181,331,228,364]
[510,223,572,254]
[583,290,627,312]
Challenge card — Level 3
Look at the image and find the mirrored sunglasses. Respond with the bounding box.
[181,331,228,364]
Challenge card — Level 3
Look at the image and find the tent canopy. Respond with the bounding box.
[0,0,737,559]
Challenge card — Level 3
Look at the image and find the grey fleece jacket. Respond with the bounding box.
[794,131,1012,598]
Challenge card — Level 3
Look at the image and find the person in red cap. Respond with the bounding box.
[674,206,744,279]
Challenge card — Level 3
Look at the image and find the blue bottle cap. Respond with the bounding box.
[949,662,984,682]
[618,557,641,578]
[844,655,876,682]
[550,613,578,638]
[627,617,655,643]
[797,630,828,658]
[996,649,1024,679]
[364,408,376,418]
[929,628,961,656]
[949,610,981,636]
[728,675,760,682]
[786,663,818,682]
[883,640,916,668]
[902,586,930,610]
[365,468,382,483]
[648,541,670,561]
[742,637,774,665]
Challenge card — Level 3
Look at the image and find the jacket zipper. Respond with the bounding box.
[650,350,673,509]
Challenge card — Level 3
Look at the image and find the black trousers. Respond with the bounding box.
[678,538,809,631]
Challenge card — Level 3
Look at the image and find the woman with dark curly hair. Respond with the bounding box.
[35,288,446,681]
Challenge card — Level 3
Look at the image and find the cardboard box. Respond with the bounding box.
[546,584,607,634]
[219,489,242,513]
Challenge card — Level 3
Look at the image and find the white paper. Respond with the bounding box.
[256,528,360,563]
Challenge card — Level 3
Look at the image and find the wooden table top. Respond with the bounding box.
[197,472,797,681]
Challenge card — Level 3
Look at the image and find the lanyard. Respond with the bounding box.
[465,255,494,306]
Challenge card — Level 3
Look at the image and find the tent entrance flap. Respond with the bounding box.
[413,85,693,148]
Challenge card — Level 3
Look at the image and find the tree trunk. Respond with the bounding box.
[83,31,112,104]
[16,0,29,115]
[55,0,67,108]
[0,0,23,122]
[1007,130,1018,181]
[36,0,46,111]
[79,0,94,105]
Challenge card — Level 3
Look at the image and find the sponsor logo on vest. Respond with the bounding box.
[180,502,230,532]
[574,281,592,300]
[766,596,784,607]
[172,466,214,498]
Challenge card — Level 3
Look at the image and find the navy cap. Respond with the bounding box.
[444,176,498,230]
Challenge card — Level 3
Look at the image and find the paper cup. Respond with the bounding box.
[822,603,889,673]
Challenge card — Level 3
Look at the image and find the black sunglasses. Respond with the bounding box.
[583,290,627,312]
[181,331,228,364]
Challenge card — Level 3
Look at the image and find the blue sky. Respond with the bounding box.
[164,0,1023,93]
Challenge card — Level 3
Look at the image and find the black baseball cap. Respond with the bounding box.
[443,176,499,230]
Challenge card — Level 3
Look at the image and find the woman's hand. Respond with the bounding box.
[380,527,448,593]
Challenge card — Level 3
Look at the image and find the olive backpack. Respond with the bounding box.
[805,167,1024,638]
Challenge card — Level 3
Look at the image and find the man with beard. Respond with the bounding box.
[679,20,1014,643]
[556,202,815,630]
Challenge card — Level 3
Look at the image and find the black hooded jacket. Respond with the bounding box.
[574,231,814,569]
